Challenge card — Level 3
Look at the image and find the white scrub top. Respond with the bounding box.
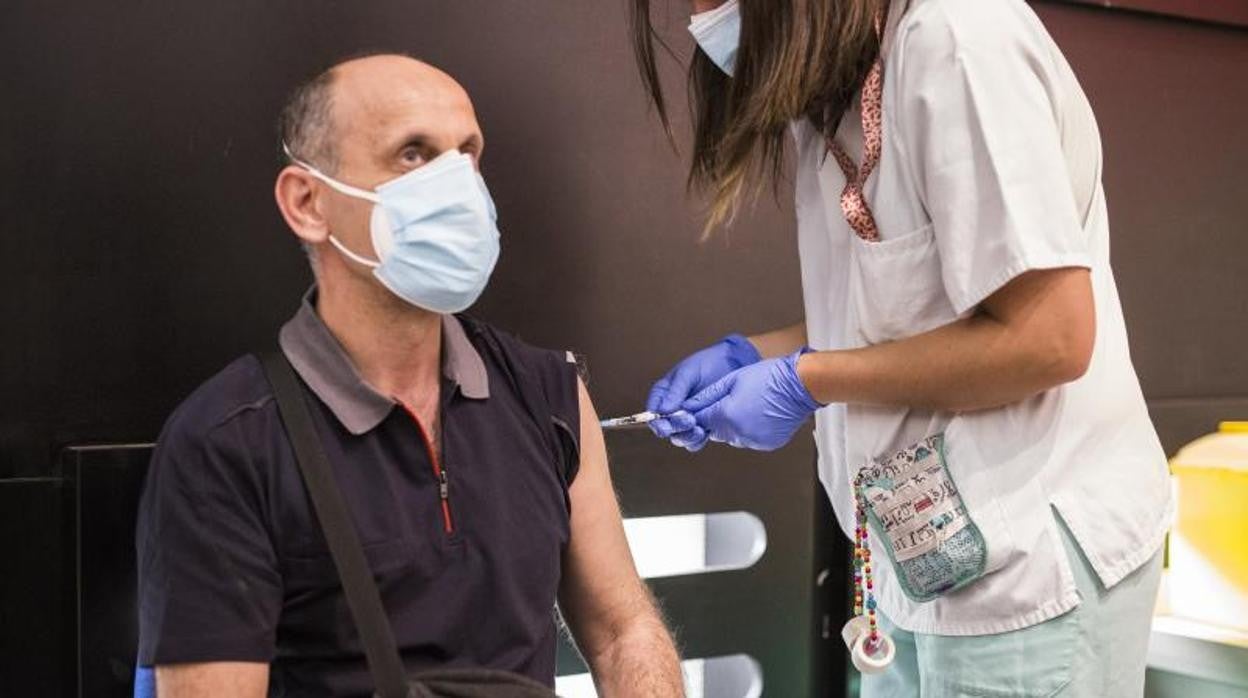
[795,0,1173,635]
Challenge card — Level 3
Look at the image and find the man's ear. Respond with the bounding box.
[274,166,330,246]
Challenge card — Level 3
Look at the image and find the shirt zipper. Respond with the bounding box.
[401,403,454,535]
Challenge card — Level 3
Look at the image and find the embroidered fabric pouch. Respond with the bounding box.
[858,433,988,602]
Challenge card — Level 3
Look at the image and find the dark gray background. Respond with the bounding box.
[0,0,806,478]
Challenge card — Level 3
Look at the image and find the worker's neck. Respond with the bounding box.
[315,273,442,406]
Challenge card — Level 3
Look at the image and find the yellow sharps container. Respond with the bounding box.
[1168,421,1248,630]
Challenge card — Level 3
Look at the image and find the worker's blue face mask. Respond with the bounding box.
[688,0,740,77]
[285,146,501,315]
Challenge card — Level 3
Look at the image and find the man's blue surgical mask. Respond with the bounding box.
[689,0,740,77]
[285,146,501,315]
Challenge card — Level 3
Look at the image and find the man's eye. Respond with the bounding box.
[400,146,425,166]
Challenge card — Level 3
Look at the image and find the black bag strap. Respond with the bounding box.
[260,349,413,698]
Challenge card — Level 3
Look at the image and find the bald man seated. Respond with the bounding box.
[134,54,683,697]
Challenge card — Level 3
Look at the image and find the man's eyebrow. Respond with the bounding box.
[383,130,483,158]
[388,131,431,152]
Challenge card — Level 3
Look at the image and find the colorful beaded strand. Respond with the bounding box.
[853,471,881,653]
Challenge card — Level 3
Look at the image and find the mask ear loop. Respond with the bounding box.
[327,235,381,269]
[282,143,383,268]
[282,143,382,203]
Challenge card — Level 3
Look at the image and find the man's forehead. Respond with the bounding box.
[330,56,475,142]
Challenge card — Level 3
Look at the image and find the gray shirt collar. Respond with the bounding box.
[278,289,490,435]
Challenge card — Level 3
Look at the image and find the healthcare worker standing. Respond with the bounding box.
[630,0,1173,695]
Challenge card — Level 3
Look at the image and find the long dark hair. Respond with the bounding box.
[631,0,887,229]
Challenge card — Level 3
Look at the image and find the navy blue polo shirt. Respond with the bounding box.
[136,291,581,696]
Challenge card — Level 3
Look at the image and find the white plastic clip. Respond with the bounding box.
[842,615,894,674]
[851,630,895,675]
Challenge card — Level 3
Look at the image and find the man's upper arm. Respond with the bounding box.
[137,394,283,669]
[557,379,657,660]
[155,662,269,698]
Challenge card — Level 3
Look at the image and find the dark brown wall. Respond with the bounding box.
[1032,3,1248,454]
[1056,0,1248,29]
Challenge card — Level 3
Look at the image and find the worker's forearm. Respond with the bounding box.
[796,313,1082,413]
[588,615,684,698]
[748,321,807,359]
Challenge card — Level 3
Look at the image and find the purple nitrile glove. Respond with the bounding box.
[681,348,824,452]
[647,334,761,448]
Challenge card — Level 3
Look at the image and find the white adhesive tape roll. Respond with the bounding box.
[852,631,895,675]
[841,615,871,652]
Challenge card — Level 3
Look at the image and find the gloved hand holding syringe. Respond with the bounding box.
[599,334,760,445]
[600,333,820,454]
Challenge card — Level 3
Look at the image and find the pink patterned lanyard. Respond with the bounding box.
[825,59,885,243]
[826,57,897,670]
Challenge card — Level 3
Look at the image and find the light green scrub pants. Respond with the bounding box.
[860,517,1163,698]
